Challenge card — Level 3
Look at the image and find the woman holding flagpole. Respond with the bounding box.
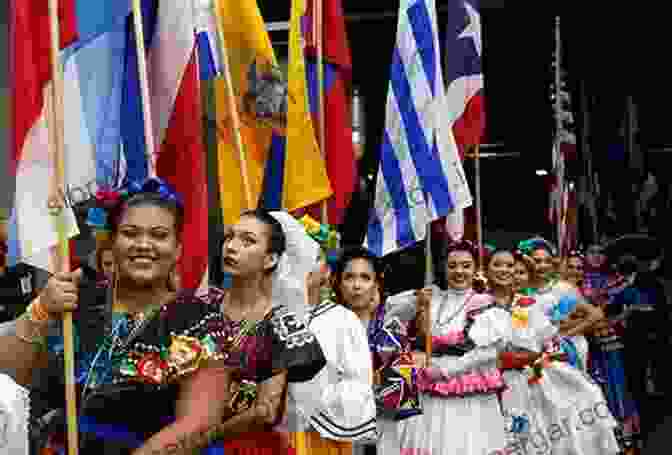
[386,239,510,454]
[0,179,234,454]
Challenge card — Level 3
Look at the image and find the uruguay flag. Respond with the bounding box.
[365,0,472,257]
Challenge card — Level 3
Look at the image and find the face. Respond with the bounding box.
[487,251,515,288]
[339,258,377,313]
[222,215,277,277]
[445,250,475,290]
[531,248,554,281]
[564,257,584,284]
[513,261,531,291]
[114,205,181,288]
[101,249,115,280]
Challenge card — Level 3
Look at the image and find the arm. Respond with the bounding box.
[559,302,604,337]
[426,307,510,379]
[132,364,233,455]
[207,370,288,442]
[314,313,376,439]
[0,312,50,386]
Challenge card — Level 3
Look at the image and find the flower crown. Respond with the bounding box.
[298,215,340,265]
[517,238,557,257]
[86,177,183,235]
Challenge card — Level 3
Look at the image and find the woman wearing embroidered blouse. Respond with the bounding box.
[489,248,619,455]
[385,240,510,455]
[0,179,231,454]
[205,209,326,454]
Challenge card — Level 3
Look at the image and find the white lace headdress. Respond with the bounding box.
[269,211,320,322]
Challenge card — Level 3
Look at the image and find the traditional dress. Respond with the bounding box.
[0,373,29,455]
[500,290,620,455]
[387,286,510,455]
[367,298,422,455]
[288,300,377,454]
[30,267,216,454]
[203,287,327,455]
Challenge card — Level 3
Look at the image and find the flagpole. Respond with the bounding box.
[131,0,157,178]
[211,0,253,210]
[314,0,329,224]
[47,1,78,453]
[472,143,484,271]
[423,197,432,366]
[554,15,563,259]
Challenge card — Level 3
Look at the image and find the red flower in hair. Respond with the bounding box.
[95,188,122,209]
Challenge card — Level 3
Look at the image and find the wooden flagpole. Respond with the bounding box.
[131,0,157,178]
[212,0,253,210]
[47,1,78,453]
[424,216,433,366]
[314,0,329,224]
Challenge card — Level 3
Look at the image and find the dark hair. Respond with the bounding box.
[109,193,185,238]
[512,249,536,276]
[486,248,514,269]
[95,241,114,272]
[239,209,287,258]
[333,246,385,307]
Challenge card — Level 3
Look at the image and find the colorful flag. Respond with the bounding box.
[301,0,356,225]
[8,0,80,272]
[442,0,485,243]
[145,1,208,290]
[215,0,277,225]
[264,0,332,212]
[365,0,472,257]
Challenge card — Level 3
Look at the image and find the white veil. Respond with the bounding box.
[269,211,320,322]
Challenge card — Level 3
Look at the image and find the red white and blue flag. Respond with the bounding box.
[9,0,207,289]
[439,0,485,242]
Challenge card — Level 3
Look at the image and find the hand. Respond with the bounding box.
[415,287,432,311]
[412,351,428,368]
[41,269,82,316]
[306,262,330,305]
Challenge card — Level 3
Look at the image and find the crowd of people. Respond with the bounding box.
[0,179,667,455]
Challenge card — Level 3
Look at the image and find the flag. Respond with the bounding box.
[8,0,81,272]
[302,0,356,225]
[214,0,277,225]
[194,1,222,81]
[266,0,332,212]
[365,0,472,257]
[146,1,208,290]
[440,0,485,243]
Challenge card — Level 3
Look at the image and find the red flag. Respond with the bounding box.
[302,0,356,225]
[156,51,208,291]
[10,0,78,272]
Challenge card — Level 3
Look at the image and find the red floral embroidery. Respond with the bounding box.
[137,353,168,384]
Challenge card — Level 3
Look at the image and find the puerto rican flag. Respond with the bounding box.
[436,0,484,243]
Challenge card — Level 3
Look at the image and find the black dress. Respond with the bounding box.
[30,266,326,455]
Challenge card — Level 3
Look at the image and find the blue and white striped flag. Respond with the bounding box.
[365,0,472,257]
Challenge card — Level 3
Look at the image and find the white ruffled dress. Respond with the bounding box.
[386,286,510,455]
[0,373,30,455]
[500,291,620,455]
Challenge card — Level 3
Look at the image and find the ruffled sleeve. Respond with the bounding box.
[0,374,29,455]
[290,305,377,442]
[468,306,512,348]
[270,306,327,383]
